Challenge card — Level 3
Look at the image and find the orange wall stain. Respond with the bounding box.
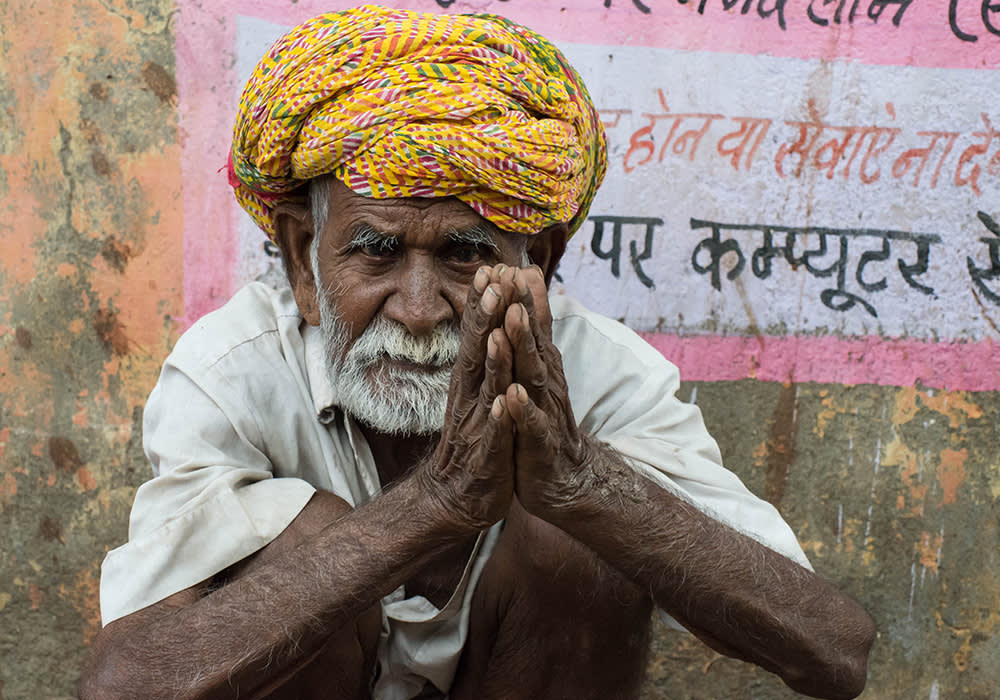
[884,438,928,515]
[28,583,42,611]
[916,530,943,574]
[812,390,842,438]
[58,566,102,644]
[893,387,983,429]
[76,467,98,492]
[0,472,17,506]
[937,448,967,506]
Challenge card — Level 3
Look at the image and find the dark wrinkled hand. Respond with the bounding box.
[416,267,518,535]
[479,265,589,519]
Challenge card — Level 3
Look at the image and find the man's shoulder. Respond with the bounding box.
[549,293,668,370]
[145,282,317,460]
[168,282,303,372]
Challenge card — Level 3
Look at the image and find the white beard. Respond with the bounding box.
[318,289,460,436]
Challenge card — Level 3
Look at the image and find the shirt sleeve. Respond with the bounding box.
[99,359,316,625]
[553,300,812,630]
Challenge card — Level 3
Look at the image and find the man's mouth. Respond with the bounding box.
[375,354,452,373]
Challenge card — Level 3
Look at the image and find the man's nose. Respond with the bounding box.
[382,255,454,337]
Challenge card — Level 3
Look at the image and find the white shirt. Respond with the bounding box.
[99,281,811,698]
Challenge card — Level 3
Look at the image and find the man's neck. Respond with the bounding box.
[360,425,438,487]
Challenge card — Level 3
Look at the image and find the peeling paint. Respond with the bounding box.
[1,0,182,693]
[894,387,983,430]
[937,448,967,506]
[76,466,98,491]
[0,473,17,506]
[693,381,1000,698]
[916,530,943,575]
[58,566,102,645]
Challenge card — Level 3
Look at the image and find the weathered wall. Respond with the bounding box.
[0,0,183,695]
[1,1,998,699]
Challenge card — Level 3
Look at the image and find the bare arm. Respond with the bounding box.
[79,480,470,700]
[484,264,875,700]
[532,440,875,700]
[79,276,518,700]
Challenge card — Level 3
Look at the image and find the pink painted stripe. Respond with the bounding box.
[640,333,1000,391]
[193,0,1000,71]
[175,0,243,326]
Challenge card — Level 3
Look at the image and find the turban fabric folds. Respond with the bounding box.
[229,5,607,239]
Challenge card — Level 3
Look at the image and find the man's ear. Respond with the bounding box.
[272,203,321,325]
[527,223,569,285]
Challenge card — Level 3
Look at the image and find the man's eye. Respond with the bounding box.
[360,241,398,258]
[447,244,487,263]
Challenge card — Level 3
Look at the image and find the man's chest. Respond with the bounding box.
[402,535,478,609]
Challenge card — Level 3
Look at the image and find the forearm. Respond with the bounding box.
[82,477,459,700]
[539,438,875,700]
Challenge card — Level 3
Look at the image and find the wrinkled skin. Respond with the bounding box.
[78,183,875,700]
[418,262,590,533]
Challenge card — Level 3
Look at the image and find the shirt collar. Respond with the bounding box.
[302,321,339,424]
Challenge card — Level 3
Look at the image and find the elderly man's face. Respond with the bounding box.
[305,181,530,435]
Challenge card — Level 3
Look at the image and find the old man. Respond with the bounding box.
[80,7,875,700]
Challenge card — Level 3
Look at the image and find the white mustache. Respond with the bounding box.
[317,284,458,435]
[346,315,461,369]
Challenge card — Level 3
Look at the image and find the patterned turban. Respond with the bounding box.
[228,5,607,239]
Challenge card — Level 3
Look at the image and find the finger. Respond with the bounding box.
[474,265,493,294]
[505,304,548,403]
[481,328,513,408]
[513,274,545,351]
[489,263,520,307]
[515,267,569,394]
[453,282,508,405]
[460,282,507,350]
[456,267,498,368]
[500,263,519,289]
[482,395,515,463]
[519,265,553,343]
[487,264,506,293]
[506,383,550,444]
[464,265,493,316]
[489,263,509,284]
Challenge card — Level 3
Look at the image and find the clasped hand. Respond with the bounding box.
[419,264,589,534]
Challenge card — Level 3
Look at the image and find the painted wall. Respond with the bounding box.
[1,0,998,698]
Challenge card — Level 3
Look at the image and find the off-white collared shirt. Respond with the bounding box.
[100,281,810,698]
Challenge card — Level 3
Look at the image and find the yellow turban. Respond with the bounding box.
[228,5,607,239]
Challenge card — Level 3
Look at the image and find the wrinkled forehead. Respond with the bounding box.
[325,179,528,253]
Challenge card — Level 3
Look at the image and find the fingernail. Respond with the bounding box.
[496,264,507,277]
[530,264,544,278]
[516,384,527,402]
[519,303,527,323]
[487,332,497,358]
[474,267,489,292]
[482,285,499,312]
[491,396,504,418]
